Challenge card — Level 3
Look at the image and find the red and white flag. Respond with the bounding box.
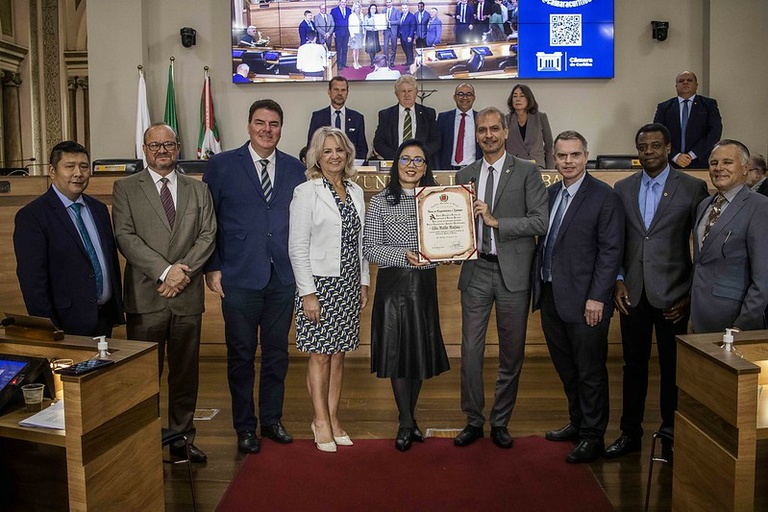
[197,70,221,159]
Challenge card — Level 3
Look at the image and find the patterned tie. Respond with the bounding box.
[461,4,465,23]
[259,159,273,202]
[681,99,690,153]
[481,166,495,253]
[159,177,176,228]
[69,203,104,298]
[642,181,659,230]
[702,194,726,242]
[454,112,466,164]
[542,188,570,282]
[335,110,342,129]
[403,108,413,141]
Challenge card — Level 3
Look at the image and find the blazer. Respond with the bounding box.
[13,187,124,335]
[384,6,401,37]
[614,168,709,309]
[307,106,369,161]
[505,111,554,169]
[288,179,370,297]
[112,169,217,315]
[454,3,474,30]
[203,142,306,290]
[373,103,440,161]
[299,20,315,45]
[398,11,416,41]
[414,10,430,39]
[532,173,625,324]
[436,108,481,169]
[426,17,442,46]
[756,179,768,197]
[455,153,548,293]
[313,12,335,44]
[691,186,768,332]
[330,6,351,37]
[653,95,723,169]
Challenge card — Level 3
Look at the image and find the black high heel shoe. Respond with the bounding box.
[395,427,413,452]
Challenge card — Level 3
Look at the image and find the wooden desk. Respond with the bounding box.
[0,334,163,511]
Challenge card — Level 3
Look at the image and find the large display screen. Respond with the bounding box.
[231,0,614,83]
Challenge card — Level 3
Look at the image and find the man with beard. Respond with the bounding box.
[307,76,368,161]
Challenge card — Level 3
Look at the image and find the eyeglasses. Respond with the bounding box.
[146,141,180,152]
[399,156,426,167]
[455,92,475,98]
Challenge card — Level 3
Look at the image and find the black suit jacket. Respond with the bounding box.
[373,103,440,161]
[13,187,124,335]
[653,95,722,169]
[756,179,768,197]
[307,106,368,160]
[436,109,481,169]
[532,173,625,324]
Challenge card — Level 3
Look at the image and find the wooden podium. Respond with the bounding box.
[675,330,768,511]
[0,333,163,511]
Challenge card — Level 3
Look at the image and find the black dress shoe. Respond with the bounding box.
[491,426,513,449]
[454,425,483,447]
[395,427,413,452]
[566,439,604,463]
[170,443,208,463]
[661,440,674,465]
[237,430,260,454]
[261,422,293,444]
[604,434,642,458]
[412,423,425,443]
[545,423,580,442]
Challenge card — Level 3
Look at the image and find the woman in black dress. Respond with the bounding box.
[364,4,382,67]
[363,139,450,451]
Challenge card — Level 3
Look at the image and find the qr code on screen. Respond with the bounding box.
[550,14,582,46]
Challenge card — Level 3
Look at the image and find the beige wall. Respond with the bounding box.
[88,0,768,162]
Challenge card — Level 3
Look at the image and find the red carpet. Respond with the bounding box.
[216,436,614,512]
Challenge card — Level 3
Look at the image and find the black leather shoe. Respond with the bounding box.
[261,422,293,444]
[454,425,483,447]
[604,434,642,458]
[237,430,260,454]
[566,439,604,463]
[545,423,580,442]
[395,427,413,452]
[491,426,513,449]
[412,423,425,443]
[661,440,674,466]
[170,443,208,463]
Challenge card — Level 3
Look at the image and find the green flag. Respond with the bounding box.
[164,61,179,137]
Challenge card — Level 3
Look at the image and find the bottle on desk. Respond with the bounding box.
[94,335,111,360]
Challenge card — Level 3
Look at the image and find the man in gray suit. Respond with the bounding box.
[691,139,768,333]
[603,123,708,462]
[382,0,401,66]
[314,3,335,47]
[112,123,217,463]
[453,106,548,449]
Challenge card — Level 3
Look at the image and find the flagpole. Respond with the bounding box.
[135,64,151,166]
[198,65,222,160]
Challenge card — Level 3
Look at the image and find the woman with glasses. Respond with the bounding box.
[505,83,554,169]
[289,127,369,453]
[363,139,450,452]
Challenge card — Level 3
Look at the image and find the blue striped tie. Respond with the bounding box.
[69,203,104,298]
[259,159,273,202]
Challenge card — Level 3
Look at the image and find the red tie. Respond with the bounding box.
[454,113,466,164]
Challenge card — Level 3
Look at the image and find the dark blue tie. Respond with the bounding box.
[542,188,569,282]
[70,203,104,298]
[335,110,342,129]
[681,99,690,153]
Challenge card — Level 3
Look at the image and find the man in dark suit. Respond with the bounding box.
[436,82,481,170]
[414,2,430,48]
[313,3,335,48]
[204,100,306,454]
[330,0,352,69]
[533,130,624,463]
[603,123,708,463]
[691,139,768,333]
[454,0,474,44]
[398,3,417,66]
[382,0,400,67]
[747,154,768,197]
[653,71,722,170]
[112,123,217,464]
[474,0,492,37]
[373,75,440,162]
[308,76,368,160]
[14,141,124,337]
[299,10,317,45]
[453,107,548,449]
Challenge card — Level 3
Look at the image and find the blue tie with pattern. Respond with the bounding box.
[681,99,690,153]
[542,188,570,282]
[70,202,104,298]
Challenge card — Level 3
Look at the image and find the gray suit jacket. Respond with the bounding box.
[505,111,554,169]
[112,169,217,315]
[456,153,548,293]
[691,186,768,332]
[614,169,709,309]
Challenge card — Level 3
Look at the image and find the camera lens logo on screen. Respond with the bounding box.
[230,0,613,83]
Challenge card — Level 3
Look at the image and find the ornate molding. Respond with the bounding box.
[76,76,88,90]
[1,69,20,87]
[42,0,61,150]
[0,40,28,72]
[64,50,88,76]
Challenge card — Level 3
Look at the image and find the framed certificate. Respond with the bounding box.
[373,13,388,31]
[415,184,477,262]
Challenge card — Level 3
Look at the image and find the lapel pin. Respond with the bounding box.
[663,192,668,197]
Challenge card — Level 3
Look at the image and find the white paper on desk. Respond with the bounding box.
[19,400,65,430]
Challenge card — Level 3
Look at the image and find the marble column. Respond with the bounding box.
[67,76,78,142]
[76,77,90,153]
[1,70,23,166]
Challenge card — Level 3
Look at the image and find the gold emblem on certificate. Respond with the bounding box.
[415,184,478,262]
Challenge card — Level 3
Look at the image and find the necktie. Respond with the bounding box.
[403,108,413,141]
[461,5,466,23]
[335,110,342,129]
[401,13,406,24]
[702,194,726,242]
[681,99,690,153]
[481,166,495,253]
[542,188,570,282]
[259,159,273,202]
[642,181,659,230]
[69,203,104,299]
[159,177,176,228]
[454,112,466,164]
[478,3,483,19]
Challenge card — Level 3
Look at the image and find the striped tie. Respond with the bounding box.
[259,159,273,202]
[69,203,104,299]
[404,108,413,141]
[159,177,176,228]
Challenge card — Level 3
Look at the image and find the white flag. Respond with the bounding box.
[135,68,151,166]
